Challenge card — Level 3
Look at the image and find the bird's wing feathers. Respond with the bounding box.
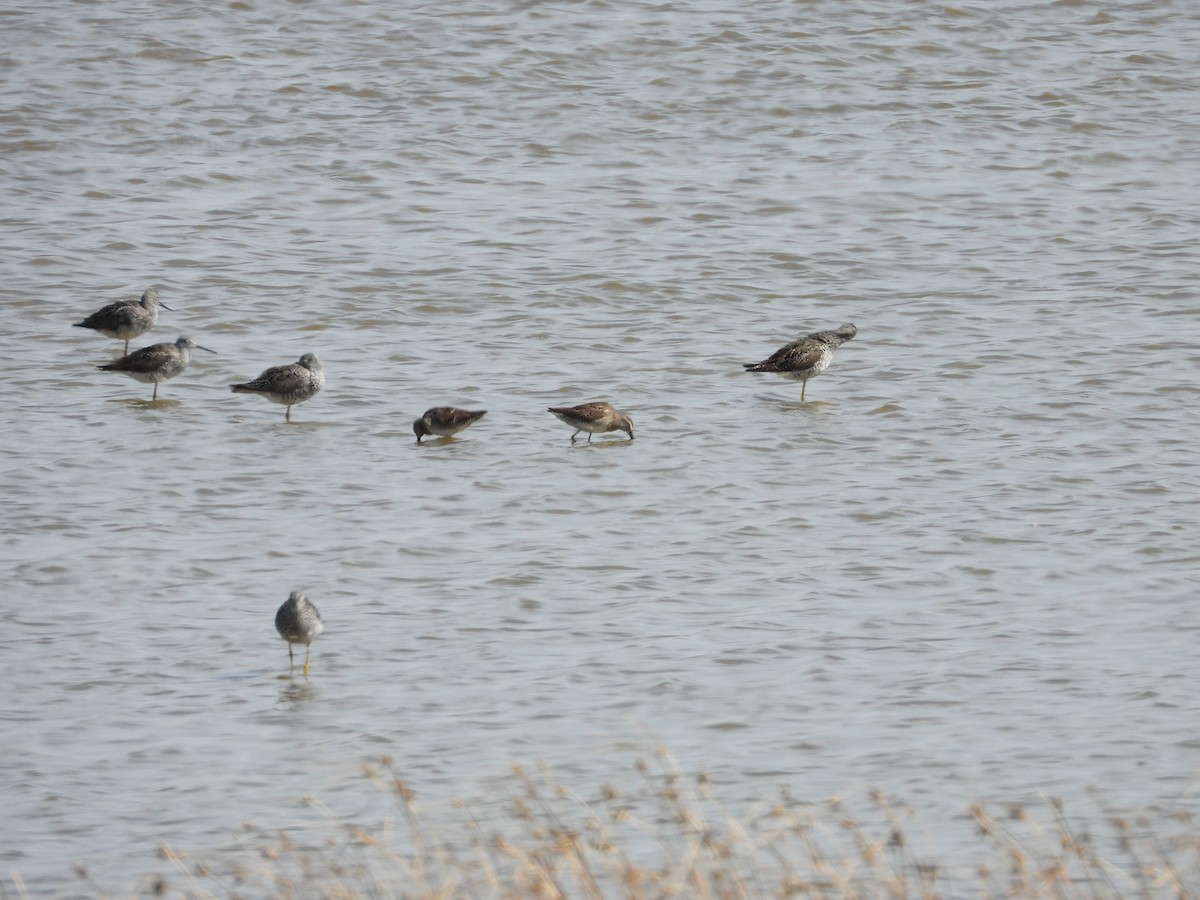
[746,338,823,372]
[426,407,484,428]
[248,363,306,391]
[774,340,825,370]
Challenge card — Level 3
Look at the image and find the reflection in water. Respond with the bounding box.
[277,678,320,706]
[774,398,837,413]
[109,397,184,410]
[569,438,637,450]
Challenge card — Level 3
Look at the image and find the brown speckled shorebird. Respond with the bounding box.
[230,353,325,422]
[74,288,172,355]
[275,590,323,676]
[743,323,857,401]
[97,336,215,400]
[547,402,634,443]
[413,407,488,442]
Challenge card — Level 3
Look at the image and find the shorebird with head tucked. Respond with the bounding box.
[97,335,215,400]
[743,323,857,401]
[275,590,323,676]
[413,407,488,442]
[230,353,325,422]
[548,402,634,443]
[74,288,172,355]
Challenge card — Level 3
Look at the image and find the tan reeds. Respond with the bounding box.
[40,747,1200,898]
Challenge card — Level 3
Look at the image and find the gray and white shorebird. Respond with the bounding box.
[742,323,858,401]
[413,407,488,443]
[548,402,635,443]
[97,335,215,400]
[275,590,323,676]
[230,352,325,422]
[74,288,172,355]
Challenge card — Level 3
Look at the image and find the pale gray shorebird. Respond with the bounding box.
[742,323,857,401]
[413,407,488,443]
[275,590,323,676]
[230,353,325,422]
[97,335,215,400]
[74,288,172,355]
[548,402,634,443]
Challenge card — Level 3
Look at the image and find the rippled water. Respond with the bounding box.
[3,0,1199,891]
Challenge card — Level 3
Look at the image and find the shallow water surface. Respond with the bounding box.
[2,0,1199,891]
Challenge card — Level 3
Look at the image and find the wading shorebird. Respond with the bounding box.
[743,323,857,401]
[548,402,634,443]
[74,288,172,355]
[230,353,325,422]
[97,335,215,400]
[275,590,323,676]
[413,407,488,443]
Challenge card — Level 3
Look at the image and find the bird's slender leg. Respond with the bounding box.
[587,433,593,443]
[123,340,130,355]
[800,380,807,402]
[287,643,295,671]
[152,383,158,401]
[303,645,312,676]
[571,431,579,443]
[285,406,291,423]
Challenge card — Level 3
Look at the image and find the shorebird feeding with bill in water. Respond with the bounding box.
[413,407,488,442]
[547,402,634,443]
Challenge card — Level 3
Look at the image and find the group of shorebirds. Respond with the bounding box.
[75,288,325,420]
[75,286,858,675]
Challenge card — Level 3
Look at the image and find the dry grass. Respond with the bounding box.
[70,748,1200,898]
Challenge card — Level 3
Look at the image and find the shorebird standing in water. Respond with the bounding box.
[74,288,172,355]
[413,407,488,442]
[743,323,857,401]
[548,402,634,443]
[230,353,325,422]
[275,590,323,676]
[97,335,215,400]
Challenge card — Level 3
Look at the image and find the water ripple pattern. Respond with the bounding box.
[2,0,1199,890]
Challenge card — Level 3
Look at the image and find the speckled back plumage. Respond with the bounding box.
[99,336,203,382]
[743,324,857,396]
[75,289,168,349]
[97,335,213,400]
[413,407,488,441]
[231,353,325,407]
[548,402,635,441]
[275,590,324,645]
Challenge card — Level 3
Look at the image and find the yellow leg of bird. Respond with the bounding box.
[303,645,311,676]
[801,380,807,402]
